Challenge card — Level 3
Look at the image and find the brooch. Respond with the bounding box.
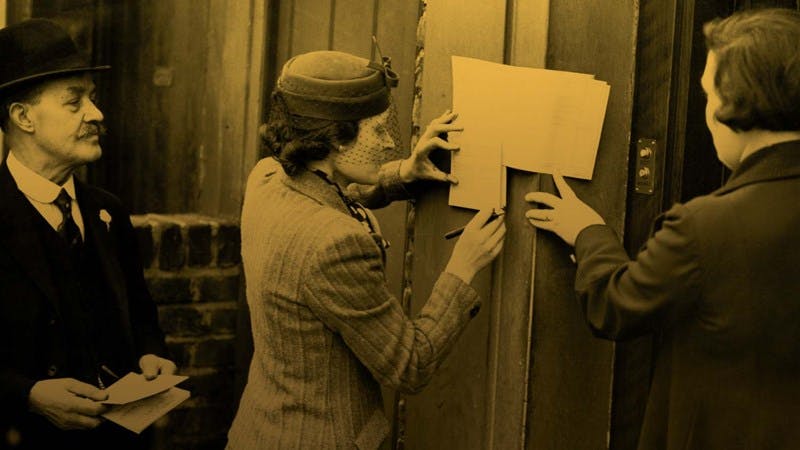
[99,209,112,231]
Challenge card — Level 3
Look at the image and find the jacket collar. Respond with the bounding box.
[280,166,351,216]
[714,139,800,195]
[0,164,127,321]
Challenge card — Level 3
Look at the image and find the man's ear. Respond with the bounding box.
[8,102,34,133]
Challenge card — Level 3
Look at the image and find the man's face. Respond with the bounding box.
[701,51,742,170]
[25,73,105,170]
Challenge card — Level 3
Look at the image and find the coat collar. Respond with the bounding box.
[280,166,351,216]
[714,139,800,196]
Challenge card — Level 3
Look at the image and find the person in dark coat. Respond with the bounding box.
[0,18,176,449]
[525,8,800,450]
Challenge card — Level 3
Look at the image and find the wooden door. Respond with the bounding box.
[402,1,637,449]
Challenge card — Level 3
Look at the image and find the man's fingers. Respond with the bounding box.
[66,380,107,401]
[139,354,159,380]
[527,216,557,232]
[71,397,109,417]
[160,359,178,376]
[66,414,104,430]
[524,191,561,207]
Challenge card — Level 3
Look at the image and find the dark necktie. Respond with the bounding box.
[54,188,83,250]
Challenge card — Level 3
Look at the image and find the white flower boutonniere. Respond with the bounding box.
[99,209,112,231]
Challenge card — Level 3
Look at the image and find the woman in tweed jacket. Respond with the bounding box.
[227,50,505,450]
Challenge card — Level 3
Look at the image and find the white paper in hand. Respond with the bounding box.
[102,387,190,434]
[102,372,188,405]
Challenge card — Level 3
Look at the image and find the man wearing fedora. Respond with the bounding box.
[0,18,176,449]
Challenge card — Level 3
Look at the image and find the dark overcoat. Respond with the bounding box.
[0,163,168,449]
[575,140,800,449]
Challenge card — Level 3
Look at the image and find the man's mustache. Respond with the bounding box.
[78,122,107,139]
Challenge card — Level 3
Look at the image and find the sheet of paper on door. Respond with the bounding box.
[449,56,610,211]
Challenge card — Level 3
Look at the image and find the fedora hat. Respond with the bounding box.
[0,18,109,93]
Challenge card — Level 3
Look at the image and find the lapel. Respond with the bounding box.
[74,179,130,326]
[0,163,62,314]
[715,139,800,195]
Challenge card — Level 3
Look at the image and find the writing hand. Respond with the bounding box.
[445,208,506,284]
[28,378,109,430]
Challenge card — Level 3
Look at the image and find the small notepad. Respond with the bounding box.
[100,372,190,433]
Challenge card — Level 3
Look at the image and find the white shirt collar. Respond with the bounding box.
[6,151,77,203]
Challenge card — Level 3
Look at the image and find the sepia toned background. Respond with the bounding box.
[1,0,798,449]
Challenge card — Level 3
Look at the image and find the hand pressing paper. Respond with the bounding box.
[100,372,191,434]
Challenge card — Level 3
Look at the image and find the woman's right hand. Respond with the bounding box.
[445,208,506,284]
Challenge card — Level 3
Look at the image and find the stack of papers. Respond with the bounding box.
[449,56,611,210]
[101,373,190,434]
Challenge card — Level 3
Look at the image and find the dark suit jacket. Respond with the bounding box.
[0,162,168,448]
[574,140,800,450]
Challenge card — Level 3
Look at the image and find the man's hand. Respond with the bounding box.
[28,378,109,430]
[398,110,463,184]
[139,354,178,380]
[525,172,605,246]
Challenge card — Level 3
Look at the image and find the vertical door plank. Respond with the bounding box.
[407,1,506,449]
[525,1,637,449]
[239,0,269,197]
[372,0,419,305]
[197,0,265,217]
[331,0,375,55]
[291,0,333,54]
[489,4,549,449]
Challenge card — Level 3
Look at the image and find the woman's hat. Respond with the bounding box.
[0,18,110,93]
[277,50,399,121]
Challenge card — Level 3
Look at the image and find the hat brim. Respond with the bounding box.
[0,65,111,92]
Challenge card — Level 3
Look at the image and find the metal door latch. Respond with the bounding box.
[635,138,657,194]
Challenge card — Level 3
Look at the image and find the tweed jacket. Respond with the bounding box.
[0,162,168,449]
[227,159,481,450]
[574,140,800,450]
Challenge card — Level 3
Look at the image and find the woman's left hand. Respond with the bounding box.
[525,172,605,247]
[399,110,463,184]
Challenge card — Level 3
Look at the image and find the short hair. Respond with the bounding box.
[0,80,47,133]
[704,8,800,132]
[260,91,359,176]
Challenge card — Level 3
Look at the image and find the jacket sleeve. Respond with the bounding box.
[301,223,481,394]
[574,203,703,340]
[346,160,412,209]
[111,202,170,360]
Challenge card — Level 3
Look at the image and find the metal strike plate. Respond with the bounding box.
[635,138,657,194]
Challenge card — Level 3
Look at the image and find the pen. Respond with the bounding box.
[101,364,120,380]
[444,210,505,239]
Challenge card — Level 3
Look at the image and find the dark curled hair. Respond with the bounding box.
[260,91,358,176]
[704,8,800,132]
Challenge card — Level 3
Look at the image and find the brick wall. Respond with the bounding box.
[132,213,241,450]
